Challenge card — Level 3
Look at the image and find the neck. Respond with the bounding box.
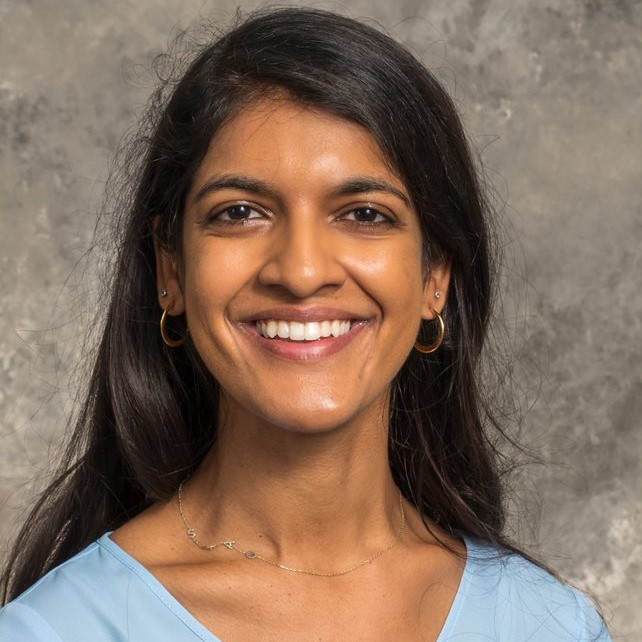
[181,401,401,570]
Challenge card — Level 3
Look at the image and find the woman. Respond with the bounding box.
[0,7,610,641]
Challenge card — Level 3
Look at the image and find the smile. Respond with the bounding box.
[256,319,352,341]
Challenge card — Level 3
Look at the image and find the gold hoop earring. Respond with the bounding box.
[160,308,184,348]
[414,309,445,354]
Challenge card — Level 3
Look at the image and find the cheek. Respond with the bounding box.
[184,233,259,292]
[347,240,425,315]
[181,240,248,336]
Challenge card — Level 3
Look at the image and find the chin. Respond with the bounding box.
[271,414,353,436]
[261,402,353,434]
[217,374,391,438]
[272,394,390,438]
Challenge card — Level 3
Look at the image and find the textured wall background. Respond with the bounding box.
[1,0,640,638]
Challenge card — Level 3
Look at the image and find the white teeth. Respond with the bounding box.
[258,319,352,341]
[320,320,332,337]
[266,320,277,338]
[289,322,305,341]
[277,320,289,339]
[331,320,343,337]
[304,322,320,340]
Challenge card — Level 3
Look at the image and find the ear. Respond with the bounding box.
[153,217,185,315]
[421,257,451,320]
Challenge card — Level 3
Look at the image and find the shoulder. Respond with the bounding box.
[0,535,129,640]
[0,533,212,641]
[446,538,611,641]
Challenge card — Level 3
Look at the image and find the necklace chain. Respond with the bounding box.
[177,481,406,577]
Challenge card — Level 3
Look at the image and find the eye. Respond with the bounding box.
[341,207,393,225]
[214,204,264,223]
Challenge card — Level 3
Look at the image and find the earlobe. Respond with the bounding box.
[421,259,451,320]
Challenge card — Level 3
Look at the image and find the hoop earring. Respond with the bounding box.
[160,308,184,348]
[414,309,445,354]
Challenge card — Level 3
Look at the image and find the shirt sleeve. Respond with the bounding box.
[0,601,64,642]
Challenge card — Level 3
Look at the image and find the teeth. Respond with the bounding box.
[266,320,277,338]
[289,322,305,341]
[258,319,352,341]
[304,321,320,340]
[277,320,289,339]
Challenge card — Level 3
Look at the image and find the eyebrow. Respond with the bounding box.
[191,175,276,204]
[331,178,411,207]
[191,174,411,207]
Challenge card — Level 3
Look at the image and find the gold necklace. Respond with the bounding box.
[177,481,406,577]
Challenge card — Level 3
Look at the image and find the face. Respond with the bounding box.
[157,98,448,434]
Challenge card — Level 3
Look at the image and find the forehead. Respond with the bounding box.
[189,97,406,195]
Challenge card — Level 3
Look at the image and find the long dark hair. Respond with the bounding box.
[2,7,514,602]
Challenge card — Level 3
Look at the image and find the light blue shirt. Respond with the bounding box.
[0,532,611,641]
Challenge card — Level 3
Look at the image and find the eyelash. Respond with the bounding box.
[206,203,396,228]
[339,207,394,226]
[207,203,266,225]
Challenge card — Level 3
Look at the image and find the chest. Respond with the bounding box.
[152,559,460,642]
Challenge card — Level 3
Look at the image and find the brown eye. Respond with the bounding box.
[342,207,391,224]
[216,204,263,222]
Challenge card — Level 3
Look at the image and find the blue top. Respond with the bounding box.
[0,532,610,641]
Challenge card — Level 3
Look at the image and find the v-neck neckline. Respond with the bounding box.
[99,531,478,641]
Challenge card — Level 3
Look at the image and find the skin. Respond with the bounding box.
[114,97,463,642]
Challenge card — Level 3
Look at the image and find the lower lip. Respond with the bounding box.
[240,322,369,360]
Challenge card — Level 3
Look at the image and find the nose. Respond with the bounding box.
[257,213,346,298]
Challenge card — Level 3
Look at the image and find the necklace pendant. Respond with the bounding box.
[178,479,405,576]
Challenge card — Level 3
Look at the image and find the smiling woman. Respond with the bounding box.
[161,100,439,432]
[0,7,611,642]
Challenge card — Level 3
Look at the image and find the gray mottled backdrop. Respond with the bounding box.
[1,0,640,638]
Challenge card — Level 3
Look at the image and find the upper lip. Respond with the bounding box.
[240,306,370,323]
